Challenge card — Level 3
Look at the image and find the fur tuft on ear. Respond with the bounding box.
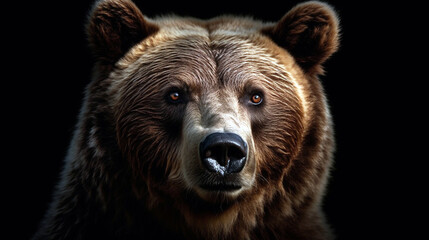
[86,0,158,65]
[262,1,340,75]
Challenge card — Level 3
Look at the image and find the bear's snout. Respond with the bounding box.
[199,132,247,176]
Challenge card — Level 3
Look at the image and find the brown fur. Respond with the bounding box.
[33,0,339,239]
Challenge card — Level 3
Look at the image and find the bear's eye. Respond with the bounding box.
[166,90,187,104]
[169,92,180,102]
[250,93,263,105]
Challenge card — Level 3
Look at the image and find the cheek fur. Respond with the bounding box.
[161,103,186,139]
[115,82,185,185]
[251,93,305,184]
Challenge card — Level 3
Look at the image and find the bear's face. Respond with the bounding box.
[86,0,338,230]
[112,21,305,203]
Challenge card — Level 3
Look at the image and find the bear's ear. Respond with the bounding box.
[86,0,158,64]
[262,1,340,75]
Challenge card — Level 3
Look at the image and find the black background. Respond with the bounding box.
[5,0,419,239]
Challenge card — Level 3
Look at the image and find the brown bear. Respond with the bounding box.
[33,0,339,239]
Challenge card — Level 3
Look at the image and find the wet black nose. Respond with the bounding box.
[199,133,247,175]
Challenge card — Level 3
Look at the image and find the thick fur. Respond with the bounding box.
[33,0,340,239]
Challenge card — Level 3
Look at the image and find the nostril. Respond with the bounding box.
[199,133,247,174]
[203,145,226,166]
[226,145,246,173]
[228,145,246,161]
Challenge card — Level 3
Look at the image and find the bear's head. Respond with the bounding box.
[85,0,339,237]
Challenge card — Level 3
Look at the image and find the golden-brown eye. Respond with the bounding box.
[169,92,180,102]
[250,94,263,105]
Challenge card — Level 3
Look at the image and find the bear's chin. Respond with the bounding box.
[179,187,244,216]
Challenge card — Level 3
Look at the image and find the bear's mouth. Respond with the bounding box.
[200,183,242,192]
[192,173,249,203]
[197,172,243,192]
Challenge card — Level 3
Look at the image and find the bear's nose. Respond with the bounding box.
[199,132,247,175]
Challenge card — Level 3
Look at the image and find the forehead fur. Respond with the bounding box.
[114,15,300,94]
